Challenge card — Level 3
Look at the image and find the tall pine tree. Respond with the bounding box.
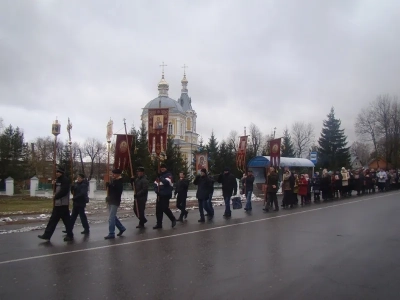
[205,131,219,174]
[318,107,351,170]
[165,136,187,181]
[131,122,154,179]
[281,127,296,157]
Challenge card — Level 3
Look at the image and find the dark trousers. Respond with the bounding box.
[198,198,212,220]
[176,193,188,219]
[267,192,278,209]
[156,195,175,226]
[283,190,293,207]
[44,206,73,238]
[134,198,147,225]
[70,205,89,231]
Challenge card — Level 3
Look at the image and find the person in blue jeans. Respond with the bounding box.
[104,169,126,239]
[242,170,255,211]
[218,168,237,218]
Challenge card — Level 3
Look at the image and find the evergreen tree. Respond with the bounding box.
[165,136,186,181]
[60,144,73,182]
[205,131,219,174]
[131,122,154,179]
[0,125,33,183]
[281,127,296,157]
[318,107,351,170]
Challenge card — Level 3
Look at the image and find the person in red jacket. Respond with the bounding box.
[298,174,308,205]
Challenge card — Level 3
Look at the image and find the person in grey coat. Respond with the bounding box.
[38,167,73,242]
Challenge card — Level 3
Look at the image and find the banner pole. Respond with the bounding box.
[123,119,139,217]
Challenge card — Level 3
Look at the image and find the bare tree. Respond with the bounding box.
[83,138,105,179]
[249,123,262,157]
[350,141,371,166]
[226,130,239,152]
[355,107,380,159]
[291,122,314,158]
[356,95,400,167]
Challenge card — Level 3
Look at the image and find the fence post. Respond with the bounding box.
[30,176,39,197]
[89,179,96,199]
[5,177,14,196]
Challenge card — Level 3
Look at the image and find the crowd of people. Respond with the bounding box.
[271,166,398,211]
[37,163,397,242]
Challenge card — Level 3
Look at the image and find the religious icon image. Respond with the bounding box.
[153,116,164,129]
[197,155,206,170]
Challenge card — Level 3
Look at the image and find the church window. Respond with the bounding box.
[186,118,192,131]
[168,122,173,135]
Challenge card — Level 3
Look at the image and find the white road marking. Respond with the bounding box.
[0,192,395,265]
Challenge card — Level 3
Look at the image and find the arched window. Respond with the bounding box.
[181,123,184,135]
[168,122,173,135]
[186,118,192,131]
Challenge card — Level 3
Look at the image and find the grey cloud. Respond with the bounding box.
[1,0,399,147]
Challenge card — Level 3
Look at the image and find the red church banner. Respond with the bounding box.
[269,138,281,167]
[236,136,248,171]
[148,108,169,156]
[114,134,134,170]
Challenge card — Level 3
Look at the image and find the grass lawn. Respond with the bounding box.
[0,195,54,215]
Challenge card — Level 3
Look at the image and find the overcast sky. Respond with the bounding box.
[1,0,399,148]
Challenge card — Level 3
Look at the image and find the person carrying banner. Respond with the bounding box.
[264,166,279,212]
[38,167,73,242]
[104,169,126,239]
[133,167,149,228]
[153,164,177,229]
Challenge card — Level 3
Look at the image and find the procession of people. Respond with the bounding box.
[37,162,398,243]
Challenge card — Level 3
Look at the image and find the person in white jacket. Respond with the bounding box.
[376,168,387,192]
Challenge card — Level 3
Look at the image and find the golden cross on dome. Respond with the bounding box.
[159,61,168,78]
[182,64,188,75]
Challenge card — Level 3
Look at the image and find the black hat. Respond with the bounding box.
[56,167,65,174]
[224,167,230,172]
[78,173,85,178]
[137,167,145,172]
[112,169,122,174]
[160,163,167,169]
[201,168,207,174]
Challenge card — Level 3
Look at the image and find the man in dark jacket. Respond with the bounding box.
[104,169,126,239]
[174,171,189,222]
[38,167,73,241]
[218,167,237,218]
[133,167,149,228]
[153,163,177,229]
[265,166,279,212]
[194,168,213,222]
[242,170,255,211]
[70,173,90,234]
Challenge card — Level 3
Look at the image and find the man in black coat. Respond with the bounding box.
[153,163,177,229]
[104,169,126,239]
[133,167,149,229]
[38,167,73,242]
[218,167,237,218]
[70,173,90,234]
[194,168,213,222]
[174,171,189,222]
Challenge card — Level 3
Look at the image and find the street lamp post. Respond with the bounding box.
[51,118,61,203]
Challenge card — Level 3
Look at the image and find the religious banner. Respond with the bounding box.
[236,136,248,171]
[148,108,169,156]
[195,152,209,173]
[114,134,134,170]
[269,138,281,167]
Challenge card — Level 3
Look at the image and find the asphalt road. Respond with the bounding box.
[1,191,400,300]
